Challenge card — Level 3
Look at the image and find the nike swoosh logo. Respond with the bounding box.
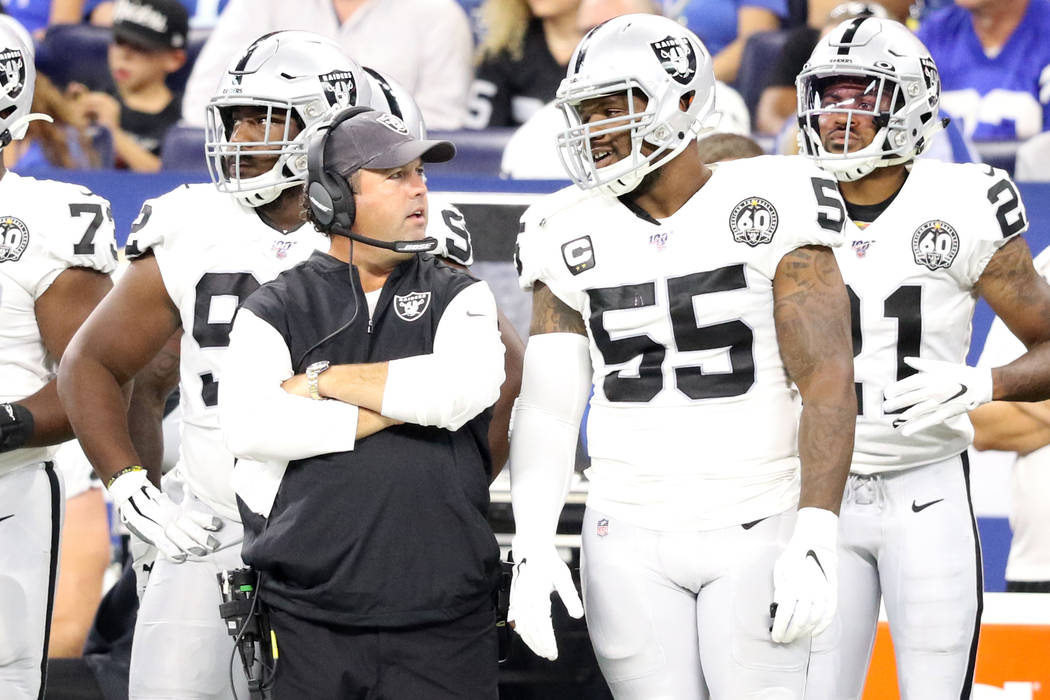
[466,311,486,317]
[806,550,827,578]
[947,385,968,402]
[742,517,767,530]
[0,514,12,524]
[912,498,944,513]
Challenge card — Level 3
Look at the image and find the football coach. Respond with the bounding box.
[218,106,505,698]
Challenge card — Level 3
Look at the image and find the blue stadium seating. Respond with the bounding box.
[733,29,792,124]
[161,125,206,171]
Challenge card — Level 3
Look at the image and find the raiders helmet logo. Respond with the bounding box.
[919,56,940,109]
[0,216,29,263]
[376,112,409,135]
[729,197,779,247]
[911,220,959,271]
[0,48,26,100]
[561,235,595,275]
[650,36,696,86]
[318,70,358,108]
[394,291,431,322]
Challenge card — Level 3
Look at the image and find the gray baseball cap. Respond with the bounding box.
[326,111,455,177]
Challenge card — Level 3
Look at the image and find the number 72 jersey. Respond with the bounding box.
[516,155,847,531]
[839,160,1027,473]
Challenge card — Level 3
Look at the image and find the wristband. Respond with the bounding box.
[0,403,34,453]
[106,465,145,490]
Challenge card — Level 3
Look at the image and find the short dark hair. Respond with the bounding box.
[696,132,765,163]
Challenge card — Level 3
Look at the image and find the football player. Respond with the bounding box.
[0,24,118,700]
[508,13,857,699]
[795,18,1050,700]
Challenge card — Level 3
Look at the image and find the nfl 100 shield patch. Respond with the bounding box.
[911,220,959,271]
[394,291,431,322]
[596,518,609,537]
[729,197,778,247]
[561,235,595,275]
[0,216,29,263]
[318,70,358,108]
[0,47,26,100]
[650,36,696,85]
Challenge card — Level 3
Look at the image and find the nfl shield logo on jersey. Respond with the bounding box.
[729,197,778,247]
[0,216,29,262]
[852,240,873,257]
[394,291,431,322]
[911,220,959,271]
[318,70,358,108]
[0,48,26,100]
[596,518,609,537]
[650,36,696,85]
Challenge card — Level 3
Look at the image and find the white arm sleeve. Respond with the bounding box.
[382,281,505,430]
[220,309,360,461]
[509,333,592,548]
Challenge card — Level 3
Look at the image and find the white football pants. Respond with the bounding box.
[0,461,63,700]
[129,476,248,700]
[581,506,811,700]
[806,454,981,700]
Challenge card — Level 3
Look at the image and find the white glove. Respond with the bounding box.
[129,535,158,600]
[108,469,222,563]
[507,544,584,661]
[771,507,838,644]
[882,357,993,437]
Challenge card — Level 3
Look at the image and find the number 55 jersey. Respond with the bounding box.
[516,155,847,531]
[836,160,1027,474]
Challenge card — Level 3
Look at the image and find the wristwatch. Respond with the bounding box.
[305,361,331,401]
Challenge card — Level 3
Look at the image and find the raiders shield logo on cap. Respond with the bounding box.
[394,291,431,321]
[650,36,696,86]
[0,48,26,100]
[319,70,358,108]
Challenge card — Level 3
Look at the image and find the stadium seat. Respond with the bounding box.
[734,29,792,124]
[428,128,516,178]
[37,23,111,90]
[974,140,1020,176]
[161,125,207,172]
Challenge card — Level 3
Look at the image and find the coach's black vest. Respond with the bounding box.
[239,250,499,628]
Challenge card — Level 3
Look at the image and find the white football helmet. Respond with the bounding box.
[205,31,373,207]
[0,20,50,150]
[555,14,716,196]
[796,17,943,181]
[363,67,427,140]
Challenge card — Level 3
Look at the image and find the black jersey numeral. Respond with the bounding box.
[986,178,1026,238]
[192,272,261,407]
[587,264,755,403]
[848,284,922,416]
[440,207,473,264]
[69,203,104,255]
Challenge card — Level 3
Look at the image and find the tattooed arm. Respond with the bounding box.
[977,237,1050,401]
[530,282,588,336]
[773,245,855,513]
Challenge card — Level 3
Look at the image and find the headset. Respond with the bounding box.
[306,105,437,253]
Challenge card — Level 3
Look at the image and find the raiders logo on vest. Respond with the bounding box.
[911,219,959,271]
[649,36,696,86]
[729,197,778,247]
[0,215,29,263]
[395,291,431,321]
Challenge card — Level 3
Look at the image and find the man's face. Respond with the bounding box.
[816,77,892,154]
[351,157,429,250]
[574,92,650,170]
[225,106,302,179]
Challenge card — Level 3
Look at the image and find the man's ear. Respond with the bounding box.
[164,48,187,73]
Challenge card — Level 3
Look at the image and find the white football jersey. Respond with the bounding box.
[517,155,847,531]
[426,194,473,266]
[838,160,1027,474]
[0,173,117,476]
[126,184,328,520]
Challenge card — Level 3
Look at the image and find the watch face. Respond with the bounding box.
[307,361,330,376]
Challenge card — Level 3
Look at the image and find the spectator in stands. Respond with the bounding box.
[917,0,1050,141]
[755,1,900,135]
[679,0,787,83]
[88,0,230,27]
[696,131,764,161]
[465,0,583,129]
[3,74,105,171]
[181,0,473,130]
[970,247,1050,594]
[2,0,105,39]
[69,0,187,172]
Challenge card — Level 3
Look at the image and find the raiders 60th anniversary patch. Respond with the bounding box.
[729,197,778,247]
[0,216,29,263]
[911,219,959,271]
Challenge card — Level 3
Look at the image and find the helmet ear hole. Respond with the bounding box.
[680,90,696,110]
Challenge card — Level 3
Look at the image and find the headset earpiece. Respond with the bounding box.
[306,105,374,235]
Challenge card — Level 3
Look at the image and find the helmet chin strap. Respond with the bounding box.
[1,113,53,149]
